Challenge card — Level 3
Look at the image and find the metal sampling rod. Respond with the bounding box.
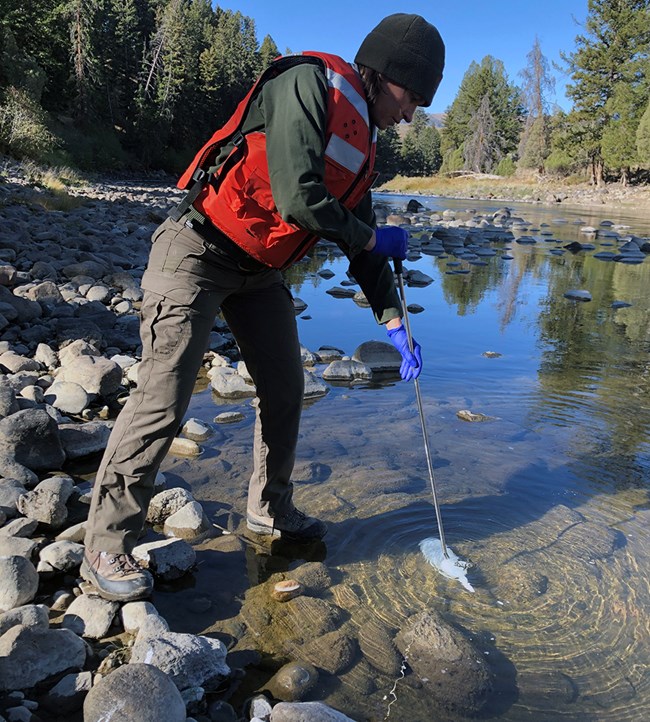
[393,257,449,558]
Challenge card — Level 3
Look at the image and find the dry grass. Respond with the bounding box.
[0,162,87,211]
[378,174,550,200]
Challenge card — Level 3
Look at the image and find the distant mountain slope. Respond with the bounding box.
[396,112,446,138]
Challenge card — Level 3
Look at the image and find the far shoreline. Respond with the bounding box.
[376,174,650,212]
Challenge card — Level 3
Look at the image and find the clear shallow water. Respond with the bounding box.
[156,195,650,721]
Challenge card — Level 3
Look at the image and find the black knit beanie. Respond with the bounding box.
[355,14,445,106]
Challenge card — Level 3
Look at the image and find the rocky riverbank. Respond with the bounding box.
[1,158,648,722]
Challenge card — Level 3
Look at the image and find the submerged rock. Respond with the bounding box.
[395,610,494,715]
[358,617,402,677]
[456,409,496,422]
[297,630,358,675]
[270,701,356,721]
[563,289,592,302]
[266,661,319,702]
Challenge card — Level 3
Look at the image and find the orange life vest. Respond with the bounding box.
[177,52,377,269]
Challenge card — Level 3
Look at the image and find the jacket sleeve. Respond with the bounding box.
[262,65,402,324]
[348,191,402,324]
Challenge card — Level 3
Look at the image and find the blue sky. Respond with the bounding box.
[219,0,590,113]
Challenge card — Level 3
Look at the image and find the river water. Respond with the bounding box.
[154,194,650,721]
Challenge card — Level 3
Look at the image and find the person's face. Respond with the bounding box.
[369,78,424,130]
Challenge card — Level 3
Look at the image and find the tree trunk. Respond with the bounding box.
[594,159,604,187]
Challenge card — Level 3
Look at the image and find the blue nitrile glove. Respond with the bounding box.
[387,325,422,381]
[371,226,409,260]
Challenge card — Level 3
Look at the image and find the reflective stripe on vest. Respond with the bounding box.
[322,62,371,174]
[325,67,369,126]
[325,134,365,174]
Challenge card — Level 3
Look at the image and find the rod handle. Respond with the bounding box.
[393,257,403,275]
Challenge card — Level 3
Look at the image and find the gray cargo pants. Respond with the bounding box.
[85,217,304,554]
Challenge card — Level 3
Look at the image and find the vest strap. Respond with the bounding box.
[169,131,245,222]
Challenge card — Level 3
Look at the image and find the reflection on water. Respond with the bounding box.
[159,196,650,721]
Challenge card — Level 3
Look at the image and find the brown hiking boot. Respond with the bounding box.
[80,550,153,602]
[247,507,327,542]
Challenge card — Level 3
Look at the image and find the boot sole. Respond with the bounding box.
[246,519,281,537]
[80,559,153,602]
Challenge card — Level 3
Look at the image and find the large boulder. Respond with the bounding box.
[16,475,75,529]
[0,284,42,323]
[352,340,401,373]
[0,555,39,612]
[0,603,49,636]
[0,378,20,418]
[0,625,86,691]
[130,630,229,691]
[62,594,119,639]
[59,420,113,459]
[56,354,123,397]
[0,408,66,484]
[132,538,196,581]
[84,664,186,722]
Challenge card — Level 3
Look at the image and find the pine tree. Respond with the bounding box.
[199,8,260,130]
[68,0,101,120]
[464,94,499,172]
[400,109,442,176]
[518,37,555,172]
[636,96,650,163]
[419,125,442,175]
[0,0,71,109]
[258,34,280,71]
[99,0,149,129]
[519,116,549,172]
[561,0,650,185]
[442,56,523,167]
[375,125,402,180]
[601,81,643,183]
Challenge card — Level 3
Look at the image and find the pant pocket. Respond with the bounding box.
[139,288,199,360]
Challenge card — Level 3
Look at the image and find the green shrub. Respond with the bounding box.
[0,87,57,161]
[495,156,516,176]
[544,149,575,176]
[55,124,133,171]
[440,147,465,174]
